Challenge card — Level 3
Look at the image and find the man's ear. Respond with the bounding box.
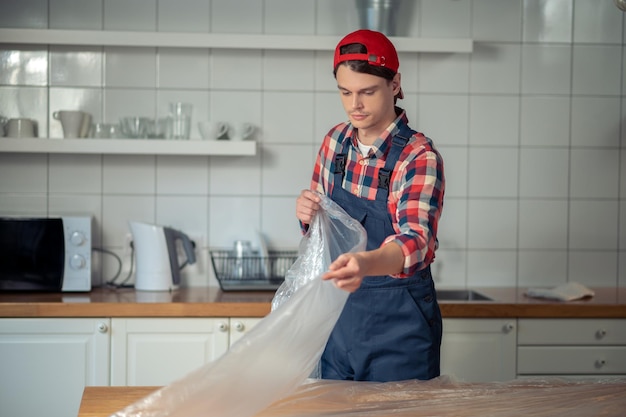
[392,73,402,95]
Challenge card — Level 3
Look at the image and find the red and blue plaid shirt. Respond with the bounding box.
[309,108,445,277]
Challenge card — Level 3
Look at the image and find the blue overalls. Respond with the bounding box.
[320,125,443,382]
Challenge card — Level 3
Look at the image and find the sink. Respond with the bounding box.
[436,289,494,301]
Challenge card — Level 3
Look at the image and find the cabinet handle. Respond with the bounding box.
[217,322,228,332]
[595,329,607,339]
[233,321,245,332]
[502,323,515,334]
[97,322,108,333]
[595,359,606,369]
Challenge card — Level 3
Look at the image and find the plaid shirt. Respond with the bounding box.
[309,108,445,277]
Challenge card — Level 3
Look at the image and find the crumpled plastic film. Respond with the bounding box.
[255,376,626,416]
[111,194,367,417]
[272,193,366,311]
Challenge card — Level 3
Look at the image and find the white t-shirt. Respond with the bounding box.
[357,140,372,156]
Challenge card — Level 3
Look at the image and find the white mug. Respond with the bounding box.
[5,118,36,138]
[53,110,90,138]
[199,121,230,140]
[232,123,256,141]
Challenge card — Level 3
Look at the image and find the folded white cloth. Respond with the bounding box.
[526,282,595,301]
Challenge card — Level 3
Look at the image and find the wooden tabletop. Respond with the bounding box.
[1,287,626,318]
[78,379,626,417]
[78,386,158,417]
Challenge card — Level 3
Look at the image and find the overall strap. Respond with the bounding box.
[332,125,352,188]
[375,125,415,202]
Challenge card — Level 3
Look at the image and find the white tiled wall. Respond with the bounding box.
[0,0,625,290]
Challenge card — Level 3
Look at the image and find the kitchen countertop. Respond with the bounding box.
[1,286,625,318]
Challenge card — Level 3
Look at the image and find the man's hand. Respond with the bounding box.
[296,189,321,225]
[322,253,366,293]
[322,243,405,293]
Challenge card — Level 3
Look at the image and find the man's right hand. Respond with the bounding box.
[296,189,322,225]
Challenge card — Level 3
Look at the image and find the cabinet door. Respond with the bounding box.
[441,319,517,382]
[110,318,229,386]
[0,318,110,417]
[228,317,262,347]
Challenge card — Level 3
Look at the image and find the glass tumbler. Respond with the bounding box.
[168,102,192,140]
[232,240,253,278]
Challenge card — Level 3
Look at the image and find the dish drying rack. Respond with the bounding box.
[210,249,298,291]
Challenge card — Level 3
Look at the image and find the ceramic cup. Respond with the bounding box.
[199,121,230,140]
[231,122,256,141]
[53,110,90,138]
[80,112,92,138]
[5,118,36,138]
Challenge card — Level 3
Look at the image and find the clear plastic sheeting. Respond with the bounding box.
[255,376,626,416]
[272,193,366,311]
[111,194,367,417]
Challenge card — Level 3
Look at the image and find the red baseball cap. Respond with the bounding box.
[333,29,400,73]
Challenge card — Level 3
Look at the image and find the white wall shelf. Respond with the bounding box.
[0,29,473,53]
[0,138,257,156]
[0,29,471,157]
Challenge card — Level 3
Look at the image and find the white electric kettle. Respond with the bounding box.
[129,221,196,291]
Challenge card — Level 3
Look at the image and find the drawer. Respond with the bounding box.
[518,346,626,374]
[518,319,626,345]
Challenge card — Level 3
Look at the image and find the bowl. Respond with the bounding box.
[120,117,151,139]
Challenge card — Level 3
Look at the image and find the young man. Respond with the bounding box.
[295,30,445,382]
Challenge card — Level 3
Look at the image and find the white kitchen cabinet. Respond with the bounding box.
[110,317,260,386]
[0,318,110,417]
[440,319,517,382]
[517,319,626,379]
[228,317,262,347]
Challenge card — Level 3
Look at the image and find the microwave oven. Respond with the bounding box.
[0,216,93,292]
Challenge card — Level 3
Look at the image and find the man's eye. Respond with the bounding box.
[364,90,375,95]
[341,91,351,96]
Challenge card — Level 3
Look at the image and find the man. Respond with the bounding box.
[295,29,445,382]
